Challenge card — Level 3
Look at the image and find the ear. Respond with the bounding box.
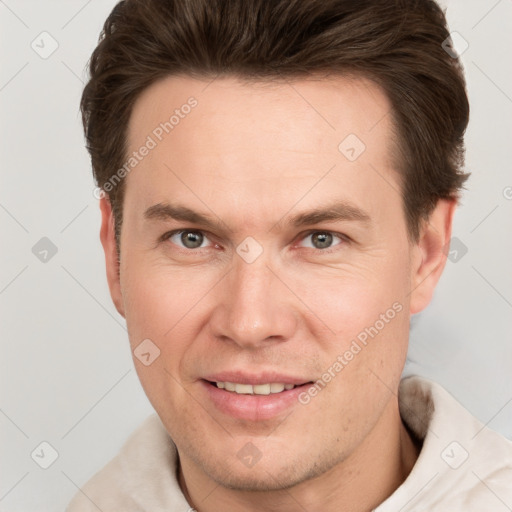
[99,197,125,318]
[409,199,456,315]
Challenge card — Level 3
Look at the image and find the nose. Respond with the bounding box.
[209,256,298,349]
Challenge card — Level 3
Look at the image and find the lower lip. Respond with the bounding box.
[201,380,311,421]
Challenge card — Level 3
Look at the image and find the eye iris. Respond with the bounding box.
[181,231,203,249]
[312,232,333,249]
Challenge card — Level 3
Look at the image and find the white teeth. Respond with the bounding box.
[215,382,296,395]
[235,383,253,394]
[270,383,285,393]
[225,382,236,391]
[253,384,271,395]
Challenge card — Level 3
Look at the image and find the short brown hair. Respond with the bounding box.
[81,0,469,243]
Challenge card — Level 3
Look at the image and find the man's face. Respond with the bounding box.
[115,75,420,489]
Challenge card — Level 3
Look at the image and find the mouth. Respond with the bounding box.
[201,376,314,421]
[209,381,300,395]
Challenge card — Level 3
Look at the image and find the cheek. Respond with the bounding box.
[120,261,210,417]
[120,257,217,382]
[122,257,207,332]
[287,253,411,343]
[286,251,412,393]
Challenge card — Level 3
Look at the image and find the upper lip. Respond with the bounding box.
[202,371,312,386]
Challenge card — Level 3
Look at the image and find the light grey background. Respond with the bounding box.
[0,1,511,511]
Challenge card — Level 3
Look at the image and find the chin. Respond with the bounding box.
[196,446,344,493]
[209,465,309,492]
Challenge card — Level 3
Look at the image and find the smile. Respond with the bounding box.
[202,377,314,421]
[214,382,296,394]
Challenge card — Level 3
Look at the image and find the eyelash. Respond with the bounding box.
[160,229,350,253]
[159,230,214,252]
[296,231,348,252]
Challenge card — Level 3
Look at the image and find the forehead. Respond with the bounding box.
[128,73,393,156]
[124,74,400,228]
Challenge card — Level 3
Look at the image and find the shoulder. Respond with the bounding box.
[65,414,186,512]
[378,376,512,511]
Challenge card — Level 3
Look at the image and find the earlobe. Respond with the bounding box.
[409,199,456,315]
[99,197,125,318]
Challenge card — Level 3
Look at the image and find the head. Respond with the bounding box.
[82,0,469,493]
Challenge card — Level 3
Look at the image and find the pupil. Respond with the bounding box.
[181,231,203,248]
[312,232,332,249]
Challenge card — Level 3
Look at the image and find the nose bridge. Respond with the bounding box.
[235,251,271,295]
[211,253,297,347]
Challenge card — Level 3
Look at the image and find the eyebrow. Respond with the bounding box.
[143,200,371,231]
[144,203,221,231]
[288,202,371,228]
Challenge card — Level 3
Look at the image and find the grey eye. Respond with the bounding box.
[298,231,344,250]
[311,232,333,249]
[167,230,209,249]
[180,231,204,249]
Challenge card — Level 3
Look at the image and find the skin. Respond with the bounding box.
[100,75,455,512]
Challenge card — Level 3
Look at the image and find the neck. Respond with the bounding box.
[178,400,420,512]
